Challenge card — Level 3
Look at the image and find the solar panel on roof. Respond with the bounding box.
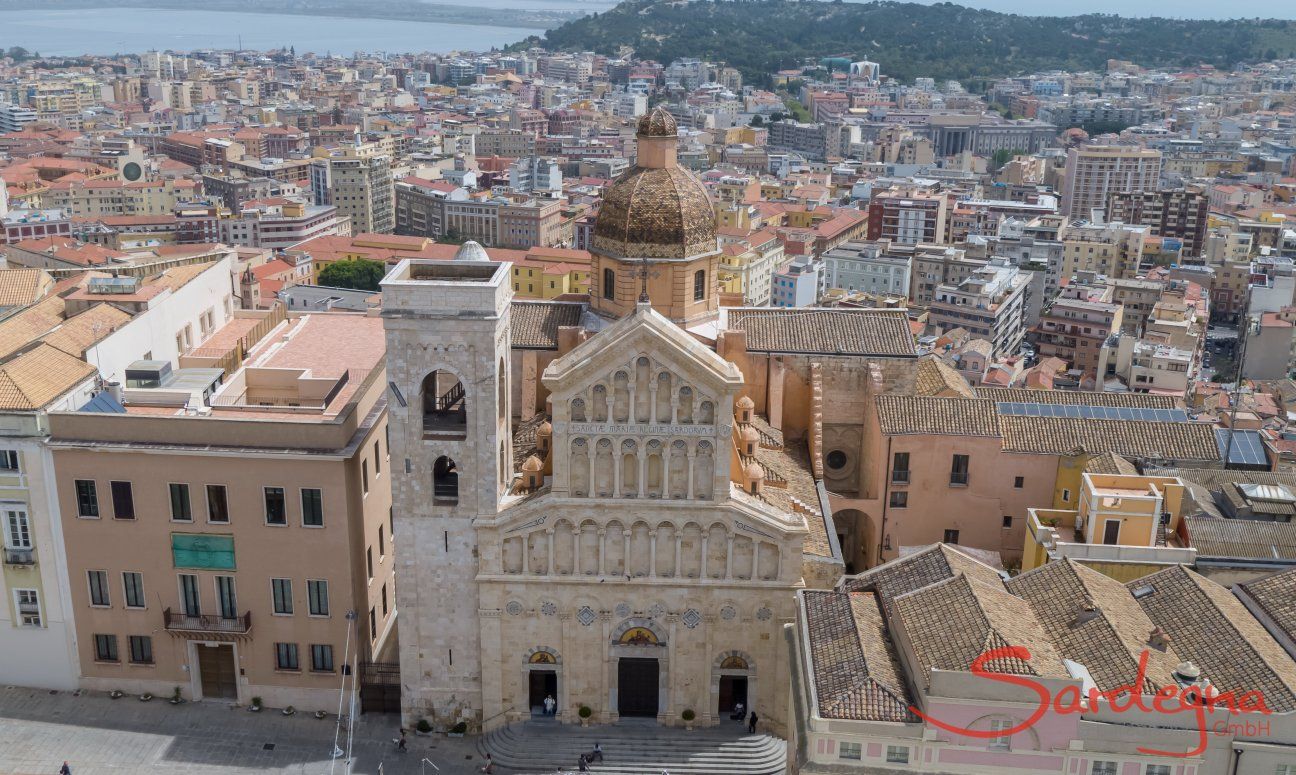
[995,402,1188,423]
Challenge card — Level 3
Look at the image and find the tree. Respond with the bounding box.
[317,258,387,292]
[750,114,765,127]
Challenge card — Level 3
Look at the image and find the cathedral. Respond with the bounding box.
[382,108,920,736]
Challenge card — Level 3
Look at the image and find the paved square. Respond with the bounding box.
[0,686,484,775]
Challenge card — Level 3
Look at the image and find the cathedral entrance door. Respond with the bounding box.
[617,658,659,717]
[529,670,557,716]
[718,675,748,716]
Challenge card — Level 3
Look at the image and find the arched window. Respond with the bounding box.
[433,456,458,503]
[603,268,616,300]
[422,370,466,438]
[693,269,706,302]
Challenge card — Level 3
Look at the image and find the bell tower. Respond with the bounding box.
[381,247,512,729]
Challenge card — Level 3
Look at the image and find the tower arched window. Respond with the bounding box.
[693,269,706,302]
[603,268,616,300]
[433,456,458,503]
[422,370,466,439]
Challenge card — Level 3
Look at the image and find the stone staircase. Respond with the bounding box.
[478,718,787,775]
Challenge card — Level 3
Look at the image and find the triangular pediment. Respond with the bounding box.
[543,303,742,397]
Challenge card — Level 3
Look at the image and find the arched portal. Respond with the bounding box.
[609,618,668,721]
[712,649,756,722]
[421,370,466,437]
[832,508,872,574]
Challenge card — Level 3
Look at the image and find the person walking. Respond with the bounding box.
[747,711,758,734]
[543,694,555,716]
[59,763,71,775]
[397,729,408,752]
[590,741,603,762]
[479,753,494,773]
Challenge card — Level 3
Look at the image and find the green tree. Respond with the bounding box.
[750,114,764,127]
[317,258,387,291]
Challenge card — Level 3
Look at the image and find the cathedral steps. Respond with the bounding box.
[478,719,787,774]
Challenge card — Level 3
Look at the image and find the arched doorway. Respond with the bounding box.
[712,650,755,722]
[609,618,667,720]
[422,369,466,437]
[523,647,561,717]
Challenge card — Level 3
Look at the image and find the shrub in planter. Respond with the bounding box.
[448,721,467,737]
[681,709,696,722]
[415,718,432,734]
[314,710,328,720]
[249,696,263,712]
[109,690,124,700]
[578,705,593,719]
[170,686,183,705]
[282,705,296,717]
[139,693,154,702]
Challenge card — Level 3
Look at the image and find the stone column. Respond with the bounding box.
[648,529,657,578]
[546,528,555,576]
[674,532,682,576]
[700,532,709,580]
[686,451,696,500]
[623,530,631,576]
[598,529,607,576]
[725,534,734,580]
[522,534,530,575]
[637,448,647,498]
[648,383,658,423]
[587,448,596,499]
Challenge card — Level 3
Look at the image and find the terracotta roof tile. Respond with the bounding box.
[725,308,916,357]
[0,343,96,410]
[999,415,1219,461]
[801,590,916,722]
[510,301,585,350]
[874,395,999,437]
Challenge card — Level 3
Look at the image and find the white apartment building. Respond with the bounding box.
[928,258,1032,358]
[1060,145,1162,222]
[820,241,912,297]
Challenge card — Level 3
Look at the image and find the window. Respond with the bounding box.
[886,746,909,764]
[944,529,960,544]
[367,548,374,580]
[369,607,377,639]
[1278,768,1296,775]
[1091,763,1117,775]
[950,454,969,486]
[5,508,31,549]
[1145,766,1171,775]
[0,450,19,472]
[693,269,706,301]
[889,491,908,508]
[1013,476,1024,489]
[94,633,119,662]
[206,485,229,523]
[216,576,237,619]
[373,441,381,475]
[271,578,293,615]
[307,579,329,616]
[362,460,369,495]
[988,718,1012,750]
[264,487,286,525]
[838,741,862,760]
[891,452,910,484]
[1062,488,1072,503]
[179,574,201,616]
[128,635,153,664]
[378,525,385,558]
[88,570,110,607]
[1002,514,1015,529]
[602,268,615,300]
[169,483,191,521]
[110,481,135,519]
[75,480,99,518]
[122,572,145,609]
[275,642,300,671]
[301,488,323,527]
[311,643,335,672]
[433,456,458,502]
[382,583,388,616]
[15,589,40,627]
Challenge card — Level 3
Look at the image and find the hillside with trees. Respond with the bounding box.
[515,0,1296,85]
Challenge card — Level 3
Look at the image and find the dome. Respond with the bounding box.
[735,396,756,410]
[537,420,553,437]
[454,240,490,262]
[744,462,765,480]
[740,426,760,443]
[592,167,717,260]
[637,107,678,138]
[522,454,544,472]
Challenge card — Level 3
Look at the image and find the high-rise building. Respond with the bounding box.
[1060,145,1162,221]
[866,191,948,245]
[0,101,39,133]
[311,147,394,235]
[1105,188,1208,257]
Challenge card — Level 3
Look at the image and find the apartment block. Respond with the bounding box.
[866,192,947,245]
[1060,145,1162,221]
[927,259,1031,358]
[1106,188,1208,256]
[49,313,394,708]
[311,148,394,236]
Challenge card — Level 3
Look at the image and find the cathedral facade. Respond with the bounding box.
[382,109,907,736]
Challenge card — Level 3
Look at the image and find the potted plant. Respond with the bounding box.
[448,721,467,738]
[282,705,296,717]
[169,686,183,705]
[578,705,593,727]
[109,689,124,700]
[415,718,432,736]
[314,710,328,720]
[139,692,154,702]
[249,696,263,712]
[681,708,696,731]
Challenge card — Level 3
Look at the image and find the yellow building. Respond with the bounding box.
[1024,471,1192,581]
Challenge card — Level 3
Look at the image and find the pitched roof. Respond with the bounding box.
[893,572,1070,688]
[724,308,916,357]
[874,395,999,437]
[1183,516,1296,560]
[1237,569,1296,653]
[0,269,53,309]
[800,590,916,722]
[0,295,66,361]
[841,542,1005,614]
[40,303,132,357]
[1006,559,1182,693]
[1083,451,1139,476]
[1130,565,1296,712]
[510,301,585,350]
[999,415,1219,461]
[915,355,975,398]
[0,343,96,410]
[975,387,1181,408]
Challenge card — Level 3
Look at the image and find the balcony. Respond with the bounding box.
[163,608,251,638]
[3,547,35,566]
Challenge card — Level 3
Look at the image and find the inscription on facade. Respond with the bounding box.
[569,422,718,436]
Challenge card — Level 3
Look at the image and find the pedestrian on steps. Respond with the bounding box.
[59,763,72,775]
[747,711,758,734]
[479,753,493,773]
